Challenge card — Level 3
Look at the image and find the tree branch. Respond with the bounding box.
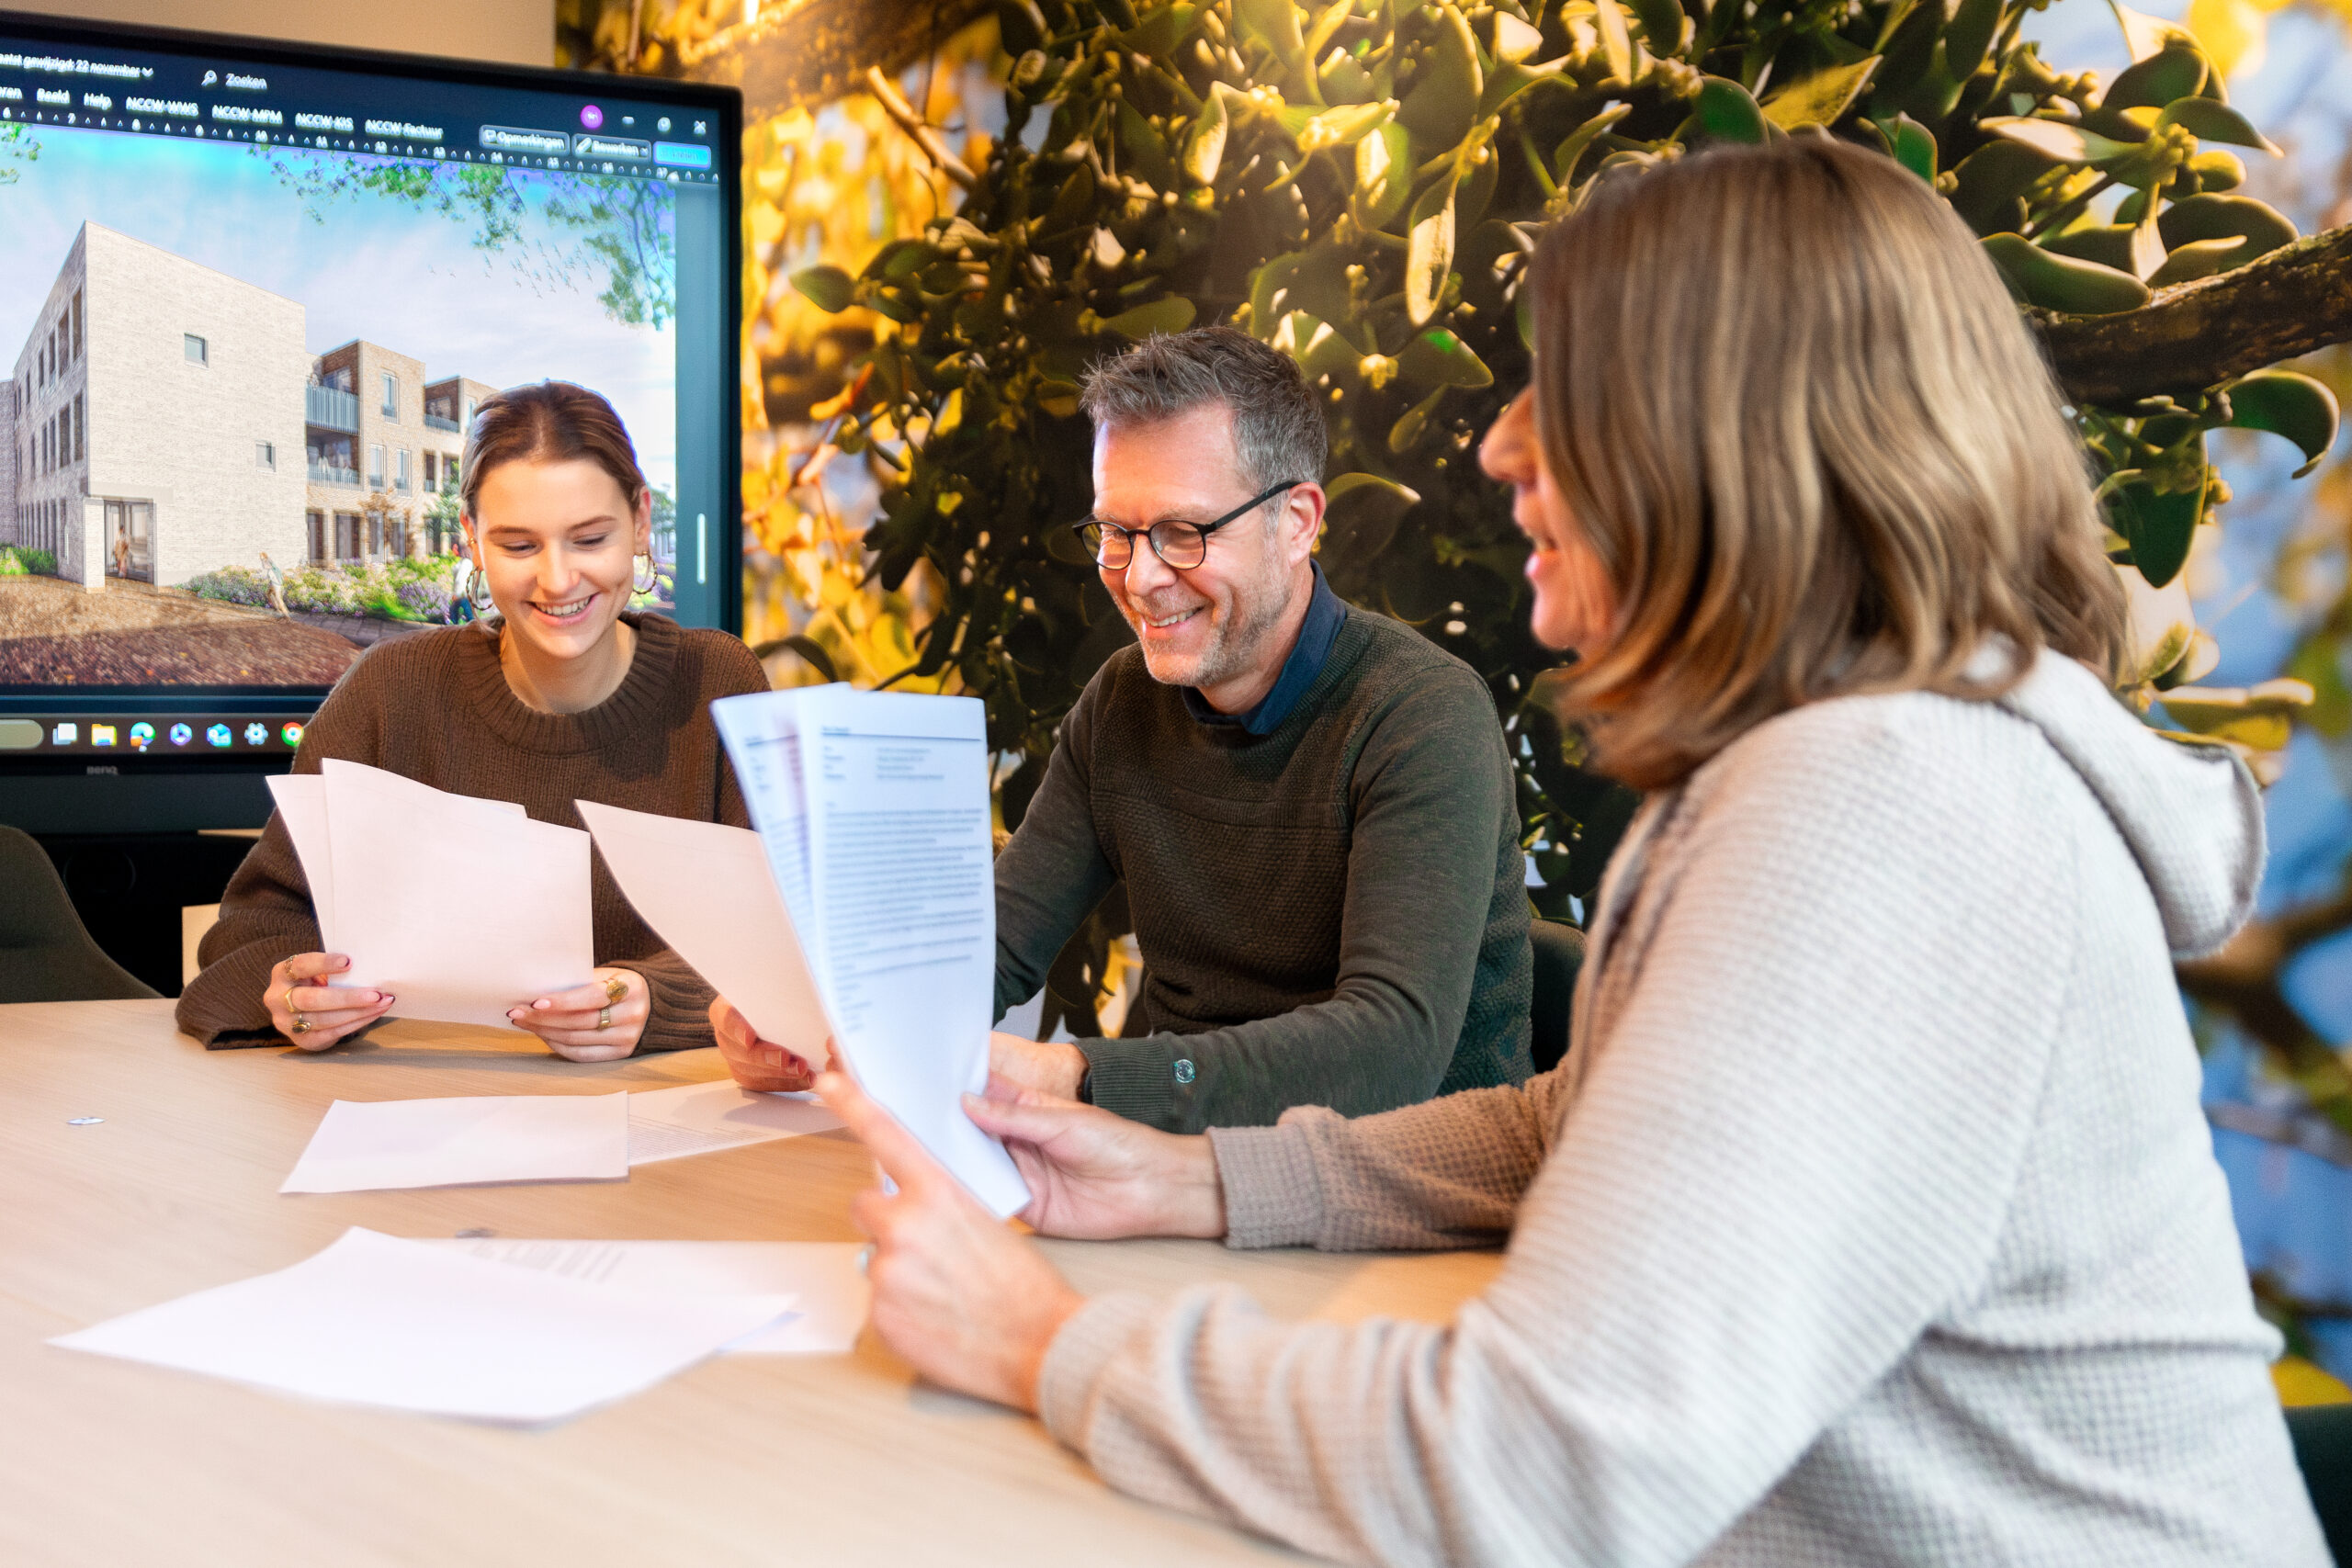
[862,65,978,190]
[676,0,995,125]
[2036,223,2352,406]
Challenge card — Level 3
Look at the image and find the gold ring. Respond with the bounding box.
[602,974,628,1005]
[596,1004,613,1031]
[282,983,300,1016]
[291,1013,311,1034]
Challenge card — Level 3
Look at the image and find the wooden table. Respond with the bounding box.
[0,1000,1498,1567]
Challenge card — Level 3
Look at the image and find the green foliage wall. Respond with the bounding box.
[791,0,2335,919]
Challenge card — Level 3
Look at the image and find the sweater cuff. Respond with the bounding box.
[1208,1116,1329,1250]
[1076,1033,1184,1129]
[620,950,715,1054]
[1036,1291,1159,1452]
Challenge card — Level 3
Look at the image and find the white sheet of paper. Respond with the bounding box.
[711,688,1029,1218]
[576,800,831,1065]
[51,1228,797,1422]
[430,1238,869,1353]
[321,759,594,1029]
[282,1093,630,1193]
[709,686,824,947]
[268,772,528,962]
[626,1079,842,1165]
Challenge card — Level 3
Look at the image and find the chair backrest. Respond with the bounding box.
[2290,1402,2352,1566]
[1528,917,1586,1075]
[0,825,160,1003]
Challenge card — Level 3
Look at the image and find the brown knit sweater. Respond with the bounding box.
[175,613,768,1051]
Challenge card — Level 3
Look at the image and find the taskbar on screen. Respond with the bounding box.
[0,713,311,758]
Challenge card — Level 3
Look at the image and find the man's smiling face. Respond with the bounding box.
[1091,401,1295,695]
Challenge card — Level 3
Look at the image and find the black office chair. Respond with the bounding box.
[0,825,159,1003]
[1528,917,1587,1075]
[2290,1402,2352,1565]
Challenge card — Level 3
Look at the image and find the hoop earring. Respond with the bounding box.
[468,569,496,619]
[631,553,659,595]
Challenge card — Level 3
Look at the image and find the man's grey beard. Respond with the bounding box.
[1136,547,1297,693]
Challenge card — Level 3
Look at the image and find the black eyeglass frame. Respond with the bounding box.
[1073,479,1305,571]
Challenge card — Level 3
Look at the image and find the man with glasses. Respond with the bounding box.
[718,326,1531,1130]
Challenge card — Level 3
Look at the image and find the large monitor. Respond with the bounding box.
[0,9,741,832]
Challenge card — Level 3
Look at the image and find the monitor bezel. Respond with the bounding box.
[0,5,745,722]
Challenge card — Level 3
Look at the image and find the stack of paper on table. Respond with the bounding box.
[50,1228,798,1422]
[431,1238,871,1353]
[269,760,594,1030]
[582,685,1029,1218]
[282,1093,630,1193]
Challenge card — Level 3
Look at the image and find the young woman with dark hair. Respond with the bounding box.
[178,381,768,1059]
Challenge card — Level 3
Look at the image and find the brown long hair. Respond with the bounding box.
[459,380,649,522]
[1527,137,2127,790]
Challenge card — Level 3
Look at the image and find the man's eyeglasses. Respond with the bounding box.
[1073,480,1303,571]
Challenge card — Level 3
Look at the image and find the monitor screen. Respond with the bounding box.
[0,11,739,791]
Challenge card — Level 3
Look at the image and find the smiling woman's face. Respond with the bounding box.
[1479,390,1618,658]
[466,456,650,667]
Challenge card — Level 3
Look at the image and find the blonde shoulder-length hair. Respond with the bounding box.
[1528,135,2127,791]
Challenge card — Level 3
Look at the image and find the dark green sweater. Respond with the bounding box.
[993,606,1532,1132]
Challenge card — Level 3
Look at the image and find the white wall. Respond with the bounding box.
[2,0,554,69]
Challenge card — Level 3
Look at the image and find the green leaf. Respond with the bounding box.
[1885,112,1937,182]
[1943,0,2003,80]
[1594,0,1634,84]
[1397,3,1483,150]
[1293,100,1395,153]
[1490,10,1546,62]
[1554,102,1634,181]
[1234,0,1307,65]
[1477,59,1567,120]
[1354,122,1414,229]
[1693,75,1767,144]
[1325,471,1421,559]
[1978,116,2139,166]
[1980,232,2153,314]
[2041,222,2135,272]
[1405,168,1460,328]
[790,265,855,312]
[1117,100,1177,190]
[1184,84,1233,185]
[1762,57,1880,130]
[2144,235,2245,286]
[2108,0,2199,62]
[865,240,944,282]
[1100,296,1198,338]
[2102,43,2207,111]
[1046,163,1098,231]
[994,0,1046,57]
[2226,369,2341,479]
[1396,325,1494,389]
[2189,149,2245,191]
[1387,386,1448,453]
[2154,96,2284,156]
[1627,0,1686,55]
[2109,479,2204,588]
[2157,192,2298,257]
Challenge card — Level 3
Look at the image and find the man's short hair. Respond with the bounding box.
[1079,325,1328,493]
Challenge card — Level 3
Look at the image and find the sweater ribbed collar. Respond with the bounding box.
[452,611,682,755]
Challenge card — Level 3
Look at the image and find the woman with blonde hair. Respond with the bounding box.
[807,138,2325,1564]
[179,381,767,1058]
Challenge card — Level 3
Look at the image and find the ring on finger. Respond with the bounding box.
[291,1012,311,1034]
[596,1004,613,1031]
[602,974,628,1005]
[281,983,300,1017]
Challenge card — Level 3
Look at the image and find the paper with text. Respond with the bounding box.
[712,687,1029,1218]
[319,759,592,1029]
[626,1078,842,1165]
[576,801,831,1065]
[51,1227,797,1423]
[281,1092,630,1193]
[431,1238,868,1353]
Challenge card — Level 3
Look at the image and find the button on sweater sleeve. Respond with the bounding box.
[1039,706,2075,1567]
[1080,667,1521,1131]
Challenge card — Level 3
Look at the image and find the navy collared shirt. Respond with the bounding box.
[1180,561,1349,737]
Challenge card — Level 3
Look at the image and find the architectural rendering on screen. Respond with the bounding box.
[0,112,684,689]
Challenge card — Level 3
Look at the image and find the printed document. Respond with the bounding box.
[642,687,1030,1217]
[281,1092,630,1193]
[432,1237,870,1353]
[51,1227,796,1423]
[271,761,592,1029]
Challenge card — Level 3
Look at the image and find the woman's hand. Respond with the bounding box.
[966,1079,1227,1242]
[509,967,647,1061]
[266,953,391,1050]
[711,995,823,1091]
[820,1068,1085,1414]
